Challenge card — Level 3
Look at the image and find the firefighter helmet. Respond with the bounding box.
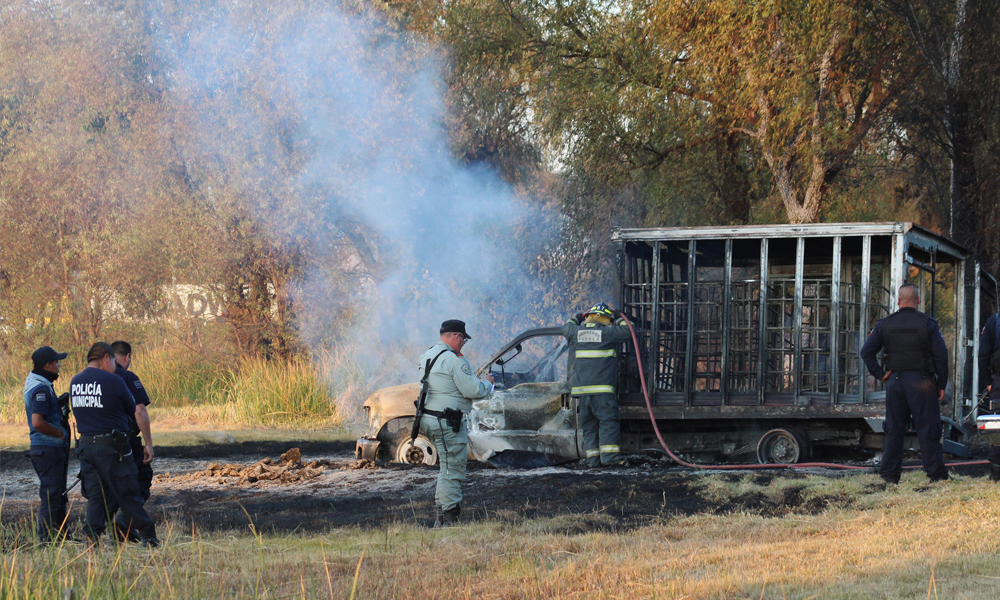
[585,303,613,318]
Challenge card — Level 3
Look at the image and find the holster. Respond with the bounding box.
[111,430,130,460]
[443,408,464,433]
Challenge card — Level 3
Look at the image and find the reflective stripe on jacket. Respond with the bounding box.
[562,316,630,396]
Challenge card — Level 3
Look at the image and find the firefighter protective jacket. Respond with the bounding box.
[562,316,631,396]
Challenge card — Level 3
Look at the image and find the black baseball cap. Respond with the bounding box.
[32,346,67,367]
[440,319,471,340]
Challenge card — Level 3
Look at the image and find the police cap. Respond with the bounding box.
[32,346,67,367]
[440,319,472,340]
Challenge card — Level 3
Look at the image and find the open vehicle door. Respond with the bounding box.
[468,328,579,460]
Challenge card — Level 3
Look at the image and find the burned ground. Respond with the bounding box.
[0,445,990,536]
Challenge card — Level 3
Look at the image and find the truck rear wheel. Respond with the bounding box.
[756,428,811,464]
[378,417,439,466]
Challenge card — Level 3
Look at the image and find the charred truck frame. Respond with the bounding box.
[357,222,997,465]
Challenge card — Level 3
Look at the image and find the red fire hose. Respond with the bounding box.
[620,313,988,471]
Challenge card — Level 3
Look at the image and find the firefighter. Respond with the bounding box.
[563,303,631,468]
[418,320,494,527]
[860,283,949,484]
[978,312,1000,481]
[71,342,158,547]
[24,346,70,543]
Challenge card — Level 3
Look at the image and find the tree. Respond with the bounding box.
[0,1,174,353]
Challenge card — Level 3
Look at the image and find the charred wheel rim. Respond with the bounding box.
[396,435,438,466]
[756,428,810,464]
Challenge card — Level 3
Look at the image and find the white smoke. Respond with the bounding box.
[154,3,564,411]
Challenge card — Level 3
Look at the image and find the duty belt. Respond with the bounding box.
[422,407,465,433]
[422,408,464,419]
[78,433,118,446]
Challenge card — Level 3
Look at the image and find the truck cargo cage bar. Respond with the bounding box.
[614,222,994,425]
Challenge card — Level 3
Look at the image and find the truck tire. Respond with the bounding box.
[756,428,811,464]
[378,417,439,466]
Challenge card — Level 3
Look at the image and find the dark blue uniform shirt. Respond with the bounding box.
[24,371,68,447]
[860,308,949,390]
[115,366,150,406]
[978,313,999,389]
[70,367,136,436]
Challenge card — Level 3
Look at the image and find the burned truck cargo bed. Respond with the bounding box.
[358,222,997,466]
[612,222,995,461]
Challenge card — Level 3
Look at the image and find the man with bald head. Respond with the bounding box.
[861,282,949,484]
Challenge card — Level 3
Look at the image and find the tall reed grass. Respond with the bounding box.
[0,344,366,430]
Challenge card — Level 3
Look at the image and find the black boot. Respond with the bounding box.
[990,462,1000,482]
[438,504,461,527]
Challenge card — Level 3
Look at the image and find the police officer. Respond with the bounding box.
[860,283,949,484]
[24,346,70,543]
[977,312,1000,481]
[418,320,494,527]
[562,303,631,468]
[71,342,158,547]
[110,340,154,541]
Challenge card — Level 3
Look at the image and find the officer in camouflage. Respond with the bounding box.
[860,283,949,484]
[417,319,494,527]
[563,303,631,468]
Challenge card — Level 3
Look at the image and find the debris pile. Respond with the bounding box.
[348,459,377,470]
[181,448,333,486]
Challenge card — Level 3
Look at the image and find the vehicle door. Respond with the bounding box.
[467,333,578,459]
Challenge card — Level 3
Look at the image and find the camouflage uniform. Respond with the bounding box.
[418,342,492,516]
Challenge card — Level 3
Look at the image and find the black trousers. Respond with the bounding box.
[29,445,68,541]
[880,370,947,482]
[77,443,156,541]
[114,436,153,535]
[989,376,1000,465]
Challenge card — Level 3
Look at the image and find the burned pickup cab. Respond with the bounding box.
[355,327,581,464]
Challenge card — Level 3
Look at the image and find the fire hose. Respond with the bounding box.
[619,313,989,471]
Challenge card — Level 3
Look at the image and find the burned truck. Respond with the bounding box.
[356,222,997,465]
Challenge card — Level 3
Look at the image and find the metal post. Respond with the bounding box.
[721,239,733,404]
[758,239,769,405]
[648,242,662,404]
[859,236,871,405]
[972,262,981,419]
[890,233,905,306]
[831,236,842,405]
[685,240,697,405]
[793,238,805,403]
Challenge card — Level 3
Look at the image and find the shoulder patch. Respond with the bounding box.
[34,392,47,403]
[461,363,471,375]
[134,380,143,389]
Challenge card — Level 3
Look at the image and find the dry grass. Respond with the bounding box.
[0,349,363,431]
[2,472,1000,598]
[0,423,351,451]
